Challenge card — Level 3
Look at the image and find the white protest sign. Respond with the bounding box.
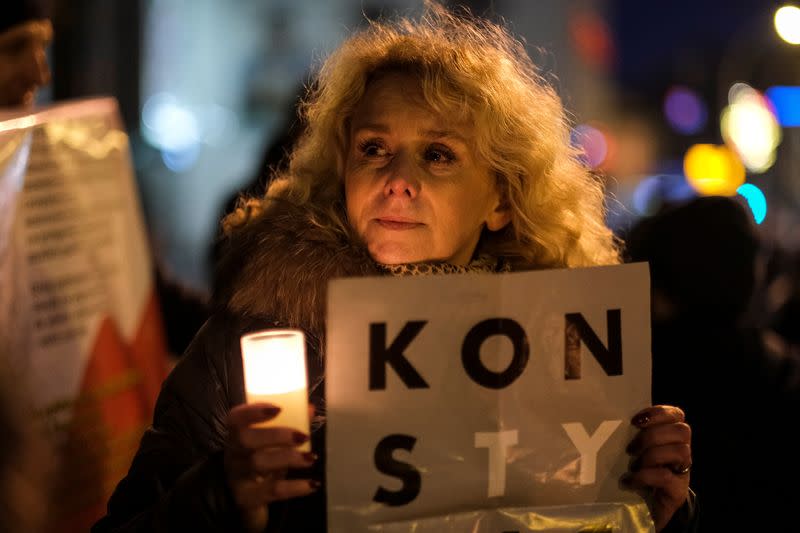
[327,263,653,532]
[0,98,169,533]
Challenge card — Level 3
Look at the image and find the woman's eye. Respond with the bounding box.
[424,145,456,165]
[358,140,388,158]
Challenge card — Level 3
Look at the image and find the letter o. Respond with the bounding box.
[461,318,529,389]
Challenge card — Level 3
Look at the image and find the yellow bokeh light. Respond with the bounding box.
[775,5,800,45]
[720,88,781,173]
[683,144,746,196]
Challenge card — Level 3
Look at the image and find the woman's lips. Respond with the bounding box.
[374,218,423,230]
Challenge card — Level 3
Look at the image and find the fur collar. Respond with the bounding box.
[213,199,380,346]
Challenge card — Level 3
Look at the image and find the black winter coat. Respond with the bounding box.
[94,201,377,532]
[91,312,327,532]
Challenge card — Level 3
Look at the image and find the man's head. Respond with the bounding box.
[0,1,52,107]
[625,196,760,324]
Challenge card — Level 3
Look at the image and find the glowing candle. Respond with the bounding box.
[240,329,310,452]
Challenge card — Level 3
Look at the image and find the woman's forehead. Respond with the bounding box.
[358,72,426,110]
[351,72,473,136]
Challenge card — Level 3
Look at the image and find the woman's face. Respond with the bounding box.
[344,72,510,265]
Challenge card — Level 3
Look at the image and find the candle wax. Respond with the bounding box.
[247,389,311,452]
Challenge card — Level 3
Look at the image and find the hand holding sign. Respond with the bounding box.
[624,405,693,532]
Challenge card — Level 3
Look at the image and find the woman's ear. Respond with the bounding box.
[486,205,511,231]
[486,177,512,231]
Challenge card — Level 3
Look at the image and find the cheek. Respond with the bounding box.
[451,188,491,226]
[344,173,369,227]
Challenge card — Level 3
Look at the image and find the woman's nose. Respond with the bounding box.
[382,154,420,199]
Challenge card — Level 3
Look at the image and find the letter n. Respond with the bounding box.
[564,310,622,379]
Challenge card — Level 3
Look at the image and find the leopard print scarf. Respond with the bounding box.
[377,254,510,276]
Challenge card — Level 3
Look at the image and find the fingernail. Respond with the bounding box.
[293,431,310,444]
[263,406,281,417]
[302,452,318,463]
[309,479,321,490]
[631,413,650,427]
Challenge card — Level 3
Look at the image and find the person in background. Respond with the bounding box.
[0,0,52,108]
[625,195,800,530]
[0,1,208,361]
[95,4,696,532]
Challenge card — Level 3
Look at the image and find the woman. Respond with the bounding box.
[94,5,694,532]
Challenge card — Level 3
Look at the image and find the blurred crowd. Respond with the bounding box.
[624,196,800,529]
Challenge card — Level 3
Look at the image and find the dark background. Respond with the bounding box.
[41,0,800,293]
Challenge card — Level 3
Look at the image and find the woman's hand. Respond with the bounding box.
[224,403,318,532]
[623,405,692,532]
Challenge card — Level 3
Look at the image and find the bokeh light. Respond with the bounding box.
[569,10,615,70]
[663,86,707,135]
[573,123,609,169]
[141,92,201,153]
[141,94,241,173]
[737,183,767,224]
[683,144,746,196]
[162,144,201,173]
[775,5,800,45]
[632,175,662,215]
[728,82,753,104]
[721,85,781,173]
[766,86,800,127]
[632,174,697,216]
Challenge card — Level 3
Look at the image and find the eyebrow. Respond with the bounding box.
[351,123,469,145]
[352,123,390,134]
[421,129,469,145]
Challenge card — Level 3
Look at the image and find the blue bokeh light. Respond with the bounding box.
[631,174,697,216]
[766,86,800,127]
[737,183,767,224]
[162,144,201,173]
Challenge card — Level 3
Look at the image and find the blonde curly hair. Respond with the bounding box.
[224,2,620,268]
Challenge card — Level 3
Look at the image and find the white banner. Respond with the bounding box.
[327,263,653,532]
[0,98,169,532]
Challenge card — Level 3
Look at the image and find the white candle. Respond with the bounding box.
[240,329,310,452]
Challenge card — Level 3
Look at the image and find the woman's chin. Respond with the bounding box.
[367,242,429,265]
